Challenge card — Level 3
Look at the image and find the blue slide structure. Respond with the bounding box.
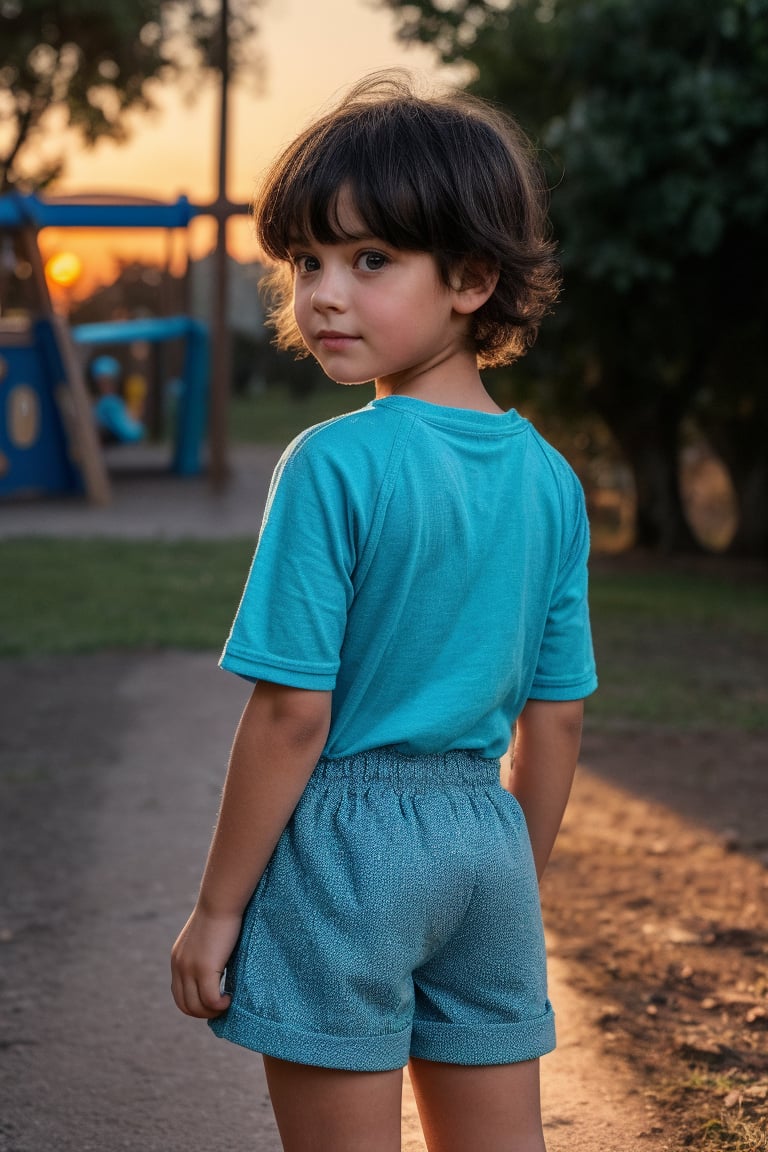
[0,193,200,231]
[0,317,84,497]
[0,192,211,499]
[72,316,209,476]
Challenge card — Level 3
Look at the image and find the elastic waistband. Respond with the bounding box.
[313,748,501,790]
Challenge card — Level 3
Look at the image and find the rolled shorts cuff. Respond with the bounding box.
[209,1007,412,1071]
[209,1001,555,1071]
[410,1003,556,1066]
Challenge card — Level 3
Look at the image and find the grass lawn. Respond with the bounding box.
[587,564,768,731]
[229,385,375,444]
[1,538,765,731]
[0,539,254,656]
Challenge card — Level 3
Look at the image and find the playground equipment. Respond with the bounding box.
[73,315,208,475]
[0,192,211,503]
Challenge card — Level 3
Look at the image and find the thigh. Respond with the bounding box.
[408,1057,546,1152]
[263,1056,403,1152]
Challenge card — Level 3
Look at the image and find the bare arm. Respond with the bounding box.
[171,680,332,1019]
[503,698,584,880]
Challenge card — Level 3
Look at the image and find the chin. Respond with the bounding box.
[330,376,374,387]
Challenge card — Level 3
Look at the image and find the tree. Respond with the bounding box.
[0,0,265,193]
[382,0,768,554]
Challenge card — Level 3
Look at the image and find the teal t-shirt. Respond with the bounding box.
[221,395,597,758]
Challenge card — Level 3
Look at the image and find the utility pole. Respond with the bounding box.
[209,0,231,491]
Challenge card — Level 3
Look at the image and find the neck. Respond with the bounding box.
[374,349,504,415]
[375,374,504,415]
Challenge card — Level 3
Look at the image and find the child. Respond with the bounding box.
[88,355,145,444]
[171,71,597,1152]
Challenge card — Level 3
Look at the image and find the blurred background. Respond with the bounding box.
[2,0,766,558]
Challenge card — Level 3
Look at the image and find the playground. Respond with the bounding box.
[2,5,766,1147]
[0,192,217,508]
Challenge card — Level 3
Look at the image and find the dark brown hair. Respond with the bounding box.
[254,71,560,367]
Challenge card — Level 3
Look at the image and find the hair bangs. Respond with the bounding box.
[256,110,435,261]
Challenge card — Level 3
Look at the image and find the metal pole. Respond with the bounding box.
[209,0,231,491]
[21,227,111,505]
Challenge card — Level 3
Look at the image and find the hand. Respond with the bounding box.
[170,906,242,1019]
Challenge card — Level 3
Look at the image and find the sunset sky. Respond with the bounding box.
[34,0,463,297]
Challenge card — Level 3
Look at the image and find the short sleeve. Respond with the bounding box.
[219,433,356,689]
[528,474,598,701]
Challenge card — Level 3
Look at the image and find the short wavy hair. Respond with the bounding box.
[254,71,560,368]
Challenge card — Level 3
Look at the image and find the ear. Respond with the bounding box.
[449,261,500,316]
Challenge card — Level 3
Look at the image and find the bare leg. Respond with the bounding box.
[408,1057,546,1152]
[263,1055,403,1152]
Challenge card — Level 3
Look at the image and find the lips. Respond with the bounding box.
[316,330,359,348]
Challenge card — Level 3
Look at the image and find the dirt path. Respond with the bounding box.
[0,650,675,1150]
[402,951,664,1151]
[544,730,768,1149]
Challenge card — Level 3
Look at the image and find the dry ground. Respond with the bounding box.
[542,726,768,1150]
[2,653,764,1150]
[0,652,677,1152]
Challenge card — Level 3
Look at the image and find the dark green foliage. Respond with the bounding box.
[382,0,768,554]
[0,0,264,191]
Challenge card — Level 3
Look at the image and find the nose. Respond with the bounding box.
[310,262,346,312]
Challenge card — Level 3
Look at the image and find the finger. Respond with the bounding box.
[198,970,232,1015]
[172,966,230,1019]
[170,968,190,1015]
[179,979,217,1019]
[171,963,208,1018]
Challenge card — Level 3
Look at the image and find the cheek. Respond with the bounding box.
[380,305,436,345]
[363,292,420,333]
[292,286,311,333]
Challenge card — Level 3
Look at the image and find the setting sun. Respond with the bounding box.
[44,250,83,289]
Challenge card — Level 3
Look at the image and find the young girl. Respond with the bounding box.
[171,71,597,1152]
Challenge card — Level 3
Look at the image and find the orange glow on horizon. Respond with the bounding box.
[36,214,260,302]
[17,0,459,301]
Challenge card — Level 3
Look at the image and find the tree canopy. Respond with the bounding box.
[0,0,264,193]
[383,0,768,554]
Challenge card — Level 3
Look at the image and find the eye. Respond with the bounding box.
[355,250,388,272]
[293,253,320,274]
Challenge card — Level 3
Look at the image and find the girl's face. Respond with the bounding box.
[289,192,477,396]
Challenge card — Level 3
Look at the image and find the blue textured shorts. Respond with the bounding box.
[209,748,555,1071]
